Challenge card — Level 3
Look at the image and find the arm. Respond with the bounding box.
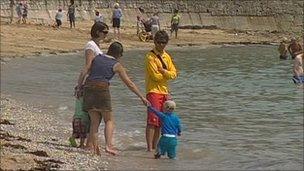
[176,118,181,136]
[293,56,302,77]
[114,63,149,106]
[287,44,292,54]
[159,54,177,80]
[75,49,95,97]
[145,54,165,81]
[147,106,165,119]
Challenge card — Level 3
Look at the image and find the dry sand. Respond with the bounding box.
[1,20,287,59]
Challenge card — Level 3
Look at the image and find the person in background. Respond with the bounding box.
[76,42,149,155]
[136,16,145,35]
[55,8,64,28]
[144,30,177,152]
[149,12,160,39]
[22,2,28,24]
[170,9,181,39]
[9,0,15,24]
[148,100,181,160]
[112,3,122,40]
[292,50,304,87]
[67,0,76,28]
[288,37,303,59]
[278,37,289,60]
[16,2,22,24]
[94,10,104,23]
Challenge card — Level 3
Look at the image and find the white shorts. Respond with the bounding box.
[151,25,159,38]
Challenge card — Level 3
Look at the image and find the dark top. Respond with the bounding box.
[87,54,118,83]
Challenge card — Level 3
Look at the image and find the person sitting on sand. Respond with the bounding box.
[292,50,304,86]
[69,88,90,148]
[76,42,149,155]
[148,100,181,160]
[278,37,289,60]
[288,37,303,59]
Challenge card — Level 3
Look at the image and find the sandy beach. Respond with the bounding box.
[0,20,296,170]
[0,21,288,59]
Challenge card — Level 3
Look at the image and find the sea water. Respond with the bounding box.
[1,45,303,170]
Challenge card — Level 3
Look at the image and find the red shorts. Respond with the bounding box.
[146,92,170,127]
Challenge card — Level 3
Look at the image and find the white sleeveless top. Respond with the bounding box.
[84,40,103,56]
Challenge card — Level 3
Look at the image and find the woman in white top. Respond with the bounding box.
[74,22,109,152]
[76,22,109,93]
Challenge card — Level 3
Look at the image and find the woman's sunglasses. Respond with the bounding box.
[102,30,109,34]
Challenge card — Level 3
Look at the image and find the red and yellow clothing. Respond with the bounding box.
[145,48,177,94]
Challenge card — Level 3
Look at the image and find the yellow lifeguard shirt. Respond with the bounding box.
[145,49,177,94]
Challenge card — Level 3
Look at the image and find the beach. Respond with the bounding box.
[0,21,287,59]
[0,21,299,170]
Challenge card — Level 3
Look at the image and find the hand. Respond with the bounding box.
[141,97,151,106]
[157,66,166,74]
[74,85,83,99]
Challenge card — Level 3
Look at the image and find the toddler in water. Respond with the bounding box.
[69,87,90,148]
[148,100,181,159]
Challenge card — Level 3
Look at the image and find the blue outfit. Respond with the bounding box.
[86,54,118,83]
[148,106,181,159]
[292,75,304,84]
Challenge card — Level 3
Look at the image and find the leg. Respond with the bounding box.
[113,28,117,39]
[152,126,160,149]
[167,138,177,159]
[146,124,155,151]
[117,28,121,40]
[86,110,101,155]
[103,111,117,155]
[79,138,85,148]
[69,135,77,147]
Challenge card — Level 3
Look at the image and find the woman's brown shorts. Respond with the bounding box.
[83,81,112,112]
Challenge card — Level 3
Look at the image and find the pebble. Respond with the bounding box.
[1,95,109,170]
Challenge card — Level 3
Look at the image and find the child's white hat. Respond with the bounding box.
[114,3,119,8]
[164,100,176,110]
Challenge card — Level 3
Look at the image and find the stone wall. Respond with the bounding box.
[0,0,303,32]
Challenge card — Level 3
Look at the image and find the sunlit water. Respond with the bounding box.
[1,45,303,170]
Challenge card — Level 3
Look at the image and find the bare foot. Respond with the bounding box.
[105,146,118,156]
[84,145,95,152]
[78,144,85,149]
[95,145,101,155]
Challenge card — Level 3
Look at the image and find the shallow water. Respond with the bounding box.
[1,45,303,170]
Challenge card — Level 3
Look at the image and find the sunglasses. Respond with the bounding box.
[156,41,168,44]
[102,30,109,34]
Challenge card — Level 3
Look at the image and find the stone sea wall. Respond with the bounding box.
[0,0,303,32]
